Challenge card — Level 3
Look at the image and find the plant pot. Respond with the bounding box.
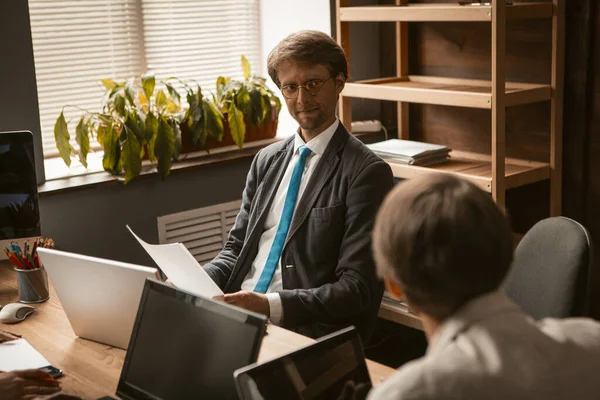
[180,107,279,154]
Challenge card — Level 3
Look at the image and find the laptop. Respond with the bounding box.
[37,248,158,349]
[234,326,372,400]
[114,279,267,400]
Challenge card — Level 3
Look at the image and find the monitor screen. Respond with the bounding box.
[117,279,267,400]
[0,131,41,250]
[234,326,372,400]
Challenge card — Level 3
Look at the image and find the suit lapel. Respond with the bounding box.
[246,140,294,248]
[284,125,349,248]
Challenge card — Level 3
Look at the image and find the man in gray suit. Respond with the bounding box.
[369,174,600,399]
[204,30,394,340]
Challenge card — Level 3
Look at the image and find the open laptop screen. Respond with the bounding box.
[234,326,372,400]
[117,279,267,400]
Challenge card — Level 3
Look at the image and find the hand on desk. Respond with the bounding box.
[221,291,270,317]
[0,369,60,400]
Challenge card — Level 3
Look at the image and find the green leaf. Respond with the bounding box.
[166,100,180,114]
[204,101,224,142]
[228,102,245,148]
[102,124,120,172]
[75,117,90,168]
[101,79,118,91]
[155,117,175,179]
[236,87,251,113]
[144,112,158,162]
[54,112,73,167]
[261,92,271,121]
[186,89,202,126]
[155,90,167,111]
[190,120,205,146]
[125,111,143,140]
[164,82,181,105]
[141,73,156,102]
[241,55,251,81]
[171,121,182,160]
[114,94,126,118]
[216,76,227,104]
[96,123,108,146]
[121,130,142,184]
[248,87,264,126]
[125,79,136,106]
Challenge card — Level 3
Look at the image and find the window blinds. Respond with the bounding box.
[29,0,261,159]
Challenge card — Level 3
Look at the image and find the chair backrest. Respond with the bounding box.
[504,216,593,320]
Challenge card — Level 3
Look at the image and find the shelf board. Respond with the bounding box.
[339,3,553,22]
[342,75,551,109]
[386,150,550,192]
[379,298,423,331]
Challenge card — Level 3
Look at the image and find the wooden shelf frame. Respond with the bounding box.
[387,150,550,193]
[342,76,552,109]
[339,2,554,22]
[379,297,423,331]
[336,0,564,215]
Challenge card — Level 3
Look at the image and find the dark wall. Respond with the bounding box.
[39,161,250,267]
[585,1,599,317]
[0,1,45,184]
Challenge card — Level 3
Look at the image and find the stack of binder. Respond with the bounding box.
[367,139,450,166]
[382,291,411,313]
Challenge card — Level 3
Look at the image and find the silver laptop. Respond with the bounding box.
[37,248,158,349]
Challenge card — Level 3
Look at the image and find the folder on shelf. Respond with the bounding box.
[367,139,450,166]
[382,291,411,314]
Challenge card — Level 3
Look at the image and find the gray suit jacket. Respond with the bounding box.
[204,123,394,341]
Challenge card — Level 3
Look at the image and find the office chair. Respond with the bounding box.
[504,216,594,320]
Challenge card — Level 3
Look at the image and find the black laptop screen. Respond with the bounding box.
[234,326,372,400]
[117,280,267,400]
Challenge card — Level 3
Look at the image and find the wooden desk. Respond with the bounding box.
[0,262,395,399]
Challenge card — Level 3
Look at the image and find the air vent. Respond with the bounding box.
[157,200,242,264]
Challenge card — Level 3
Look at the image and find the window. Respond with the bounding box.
[29,0,262,160]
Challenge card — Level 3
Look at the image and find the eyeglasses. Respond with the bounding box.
[280,76,333,99]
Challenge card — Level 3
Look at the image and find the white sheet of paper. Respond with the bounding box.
[0,339,50,371]
[126,225,223,298]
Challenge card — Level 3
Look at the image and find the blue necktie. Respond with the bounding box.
[254,146,312,293]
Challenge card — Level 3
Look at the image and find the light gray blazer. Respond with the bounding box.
[368,291,600,400]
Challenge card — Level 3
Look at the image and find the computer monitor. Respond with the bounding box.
[234,326,372,400]
[0,131,41,259]
[116,279,267,400]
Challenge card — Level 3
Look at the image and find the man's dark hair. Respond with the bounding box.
[372,174,514,320]
[267,30,348,87]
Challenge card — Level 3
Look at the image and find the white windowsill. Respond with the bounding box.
[39,137,282,195]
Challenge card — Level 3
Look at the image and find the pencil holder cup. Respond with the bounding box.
[14,267,50,303]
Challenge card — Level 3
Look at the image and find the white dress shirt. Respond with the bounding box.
[240,119,339,325]
[368,291,600,400]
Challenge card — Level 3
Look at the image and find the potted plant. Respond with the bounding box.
[212,55,281,148]
[54,74,223,183]
[53,56,282,184]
